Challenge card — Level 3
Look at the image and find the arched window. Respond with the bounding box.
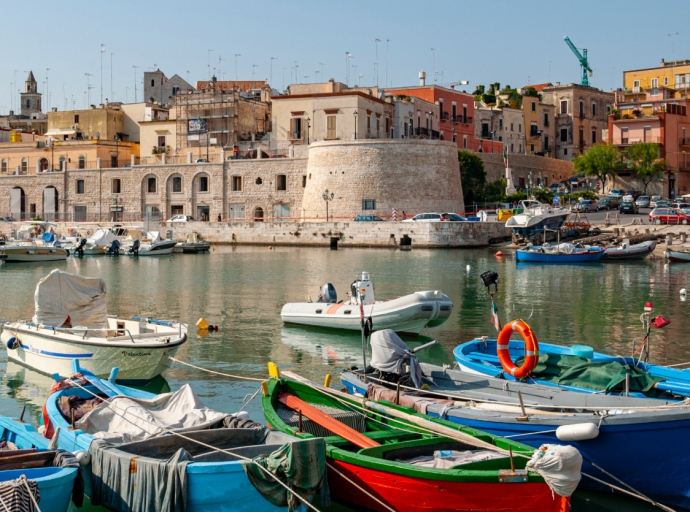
[151,79,155,87]
[253,207,264,221]
[172,176,182,193]
[1,159,6,174]
[59,156,66,171]
[78,156,85,169]
[21,158,27,174]
[147,177,157,193]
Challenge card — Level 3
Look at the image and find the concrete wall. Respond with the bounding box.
[479,152,574,188]
[47,107,124,141]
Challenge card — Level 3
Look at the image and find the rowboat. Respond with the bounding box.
[515,243,605,263]
[43,366,327,511]
[665,247,690,262]
[0,414,80,512]
[601,240,656,260]
[281,272,453,335]
[263,369,580,512]
[1,270,187,383]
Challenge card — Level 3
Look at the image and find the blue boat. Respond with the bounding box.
[0,415,80,512]
[43,363,326,511]
[514,243,605,263]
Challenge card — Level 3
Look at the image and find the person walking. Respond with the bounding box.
[402,211,407,221]
[217,213,221,222]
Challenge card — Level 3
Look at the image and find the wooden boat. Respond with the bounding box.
[1,270,187,384]
[665,248,690,262]
[43,366,326,511]
[515,243,605,263]
[0,415,80,512]
[281,272,453,335]
[601,240,656,260]
[262,370,578,512]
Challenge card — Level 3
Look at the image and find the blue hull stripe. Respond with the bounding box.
[19,343,93,358]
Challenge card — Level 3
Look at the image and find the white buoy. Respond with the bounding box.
[74,450,91,466]
[556,423,599,442]
[466,265,471,272]
[681,288,687,295]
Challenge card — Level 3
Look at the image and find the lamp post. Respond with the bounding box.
[353,110,358,139]
[306,117,311,144]
[428,112,434,140]
[114,135,120,168]
[322,189,334,221]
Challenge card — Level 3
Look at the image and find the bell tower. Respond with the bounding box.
[20,70,42,116]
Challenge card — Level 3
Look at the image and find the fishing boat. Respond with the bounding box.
[1,270,187,383]
[341,329,690,508]
[601,240,656,260]
[174,232,211,253]
[122,230,177,256]
[263,367,581,512]
[0,222,69,262]
[505,200,570,239]
[43,366,327,512]
[515,243,605,263]
[665,247,690,262]
[280,272,453,335]
[0,414,81,512]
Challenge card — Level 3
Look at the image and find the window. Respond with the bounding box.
[78,156,85,169]
[198,176,209,192]
[579,128,584,146]
[204,109,210,117]
[21,158,27,174]
[452,104,457,120]
[59,157,66,171]
[664,77,668,86]
[232,176,242,191]
[651,78,658,88]
[579,101,584,117]
[463,135,467,149]
[544,136,549,151]
[255,177,263,185]
[228,203,245,219]
[452,133,456,143]
[499,119,503,129]
[438,99,443,120]
[530,144,534,152]
[564,148,568,156]
[157,135,166,147]
[151,79,155,87]
[531,101,536,112]
[543,112,549,126]
[592,103,596,117]
[560,128,568,142]
[634,80,640,89]
[530,123,538,136]
[510,123,514,131]
[76,180,85,194]
[362,199,376,210]
[326,115,336,139]
[560,100,568,114]
[291,118,302,139]
[510,143,514,152]
[74,115,79,123]
[385,117,390,136]
[302,175,307,187]
[172,86,180,95]
[273,204,290,221]
[592,128,597,144]
[112,179,121,194]
[368,116,372,133]
[374,117,379,134]
[519,144,522,153]
[462,105,467,123]
[111,155,117,168]
[147,177,157,193]
[1,159,6,173]
[481,123,490,138]
[276,174,287,191]
[518,124,522,133]
[74,205,87,222]
[172,176,182,193]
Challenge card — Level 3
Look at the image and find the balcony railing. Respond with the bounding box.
[578,112,586,119]
[452,116,472,125]
[612,136,661,145]
[681,138,690,146]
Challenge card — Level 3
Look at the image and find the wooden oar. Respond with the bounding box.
[278,393,380,449]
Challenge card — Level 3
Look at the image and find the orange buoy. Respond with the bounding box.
[496,320,539,379]
[495,251,504,257]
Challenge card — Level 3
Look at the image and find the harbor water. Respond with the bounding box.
[1,246,687,511]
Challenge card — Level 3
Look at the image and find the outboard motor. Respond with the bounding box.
[129,239,140,256]
[107,239,121,256]
[75,238,87,257]
[316,283,337,304]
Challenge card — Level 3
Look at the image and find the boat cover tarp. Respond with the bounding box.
[86,229,117,247]
[369,329,422,388]
[32,269,108,329]
[75,384,228,443]
[399,450,506,469]
[89,438,192,512]
[0,477,40,512]
[526,444,582,498]
[366,382,454,414]
[242,437,330,511]
[517,354,665,394]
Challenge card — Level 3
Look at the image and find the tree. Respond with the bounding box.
[458,150,487,205]
[572,143,620,190]
[627,142,666,194]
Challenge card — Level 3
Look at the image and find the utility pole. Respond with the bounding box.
[386,39,390,88]
[85,72,93,107]
[270,57,277,86]
[208,49,213,80]
[252,64,259,81]
[282,67,287,91]
[45,68,50,111]
[110,53,114,101]
[100,44,105,104]
[431,48,436,83]
[235,53,241,80]
[375,38,381,87]
[132,65,139,102]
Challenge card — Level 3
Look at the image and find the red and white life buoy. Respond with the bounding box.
[496,320,539,379]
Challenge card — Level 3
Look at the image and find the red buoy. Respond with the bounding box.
[495,251,504,257]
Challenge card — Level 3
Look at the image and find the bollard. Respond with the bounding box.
[666,237,672,246]
[681,234,687,243]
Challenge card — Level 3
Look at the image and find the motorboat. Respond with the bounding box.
[1,269,187,383]
[280,272,453,335]
[515,242,605,263]
[601,239,656,260]
[505,200,570,239]
[665,247,690,262]
[0,222,69,262]
[174,231,211,253]
[122,230,177,256]
[81,228,120,255]
[43,367,328,512]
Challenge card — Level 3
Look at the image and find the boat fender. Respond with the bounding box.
[496,320,539,379]
[74,450,91,466]
[5,337,19,350]
[232,411,251,421]
[556,423,599,442]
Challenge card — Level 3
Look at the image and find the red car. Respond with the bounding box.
[649,208,690,225]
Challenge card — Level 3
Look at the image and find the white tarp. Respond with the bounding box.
[86,229,117,247]
[32,269,108,329]
[369,329,422,388]
[76,384,229,444]
[526,444,582,498]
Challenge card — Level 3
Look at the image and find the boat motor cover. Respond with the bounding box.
[317,283,337,304]
[75,384,229,443]
[86,229,117,247]
[526,444,582,498]
[369,329,422,388]
[32,269,108,330]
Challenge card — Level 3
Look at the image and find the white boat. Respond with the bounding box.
[122,230,178,256]
[1,269,187,383]
[0,222,68,262]
[280,272,453,335]
[505,200,570,239]
[665,247,690,262]
[82,227,120,255]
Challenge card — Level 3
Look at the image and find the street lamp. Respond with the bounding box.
[428,112,434,140]
[306,117,311,145]
[114,135,120,168]
[322,189,334,221]
[353,110,358,139]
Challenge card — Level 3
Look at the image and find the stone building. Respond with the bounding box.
[540,83,614,161]
[46,104,125,141]
[522,84,556,157]
[389,95,439,139]
[144,70,194,106]
[21,71,42,116]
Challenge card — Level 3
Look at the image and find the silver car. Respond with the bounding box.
[635,195,650,208]
[574,199,598,213]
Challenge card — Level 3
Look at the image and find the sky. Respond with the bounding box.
[1,0,689,114]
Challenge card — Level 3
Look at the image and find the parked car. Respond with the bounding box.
[354,215,384,222]
[649,196,665,208]
[122,163,132,168]
[655,201,671,208]
[195,158,209,163]
[550,183,560,191]
[573,200,598,213]
[626,190,642,200]
[402,212,468,222]
[270,154,288,159]
[619,201,639,214]
[670,202,690,210]
[609,188,625,198]
[227,155,248,160]
[635,195,650,208]
[649,208,690,225]
[598,198,614,210]
[169,215,194,222]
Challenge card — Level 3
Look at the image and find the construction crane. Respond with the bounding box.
[564,36,592,87]
[449,80,469,89]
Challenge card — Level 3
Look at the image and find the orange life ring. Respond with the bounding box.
[497,320,539,379]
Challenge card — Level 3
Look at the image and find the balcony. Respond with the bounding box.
[452,116,472,125]
[440,111,449,121]
[612,136,661,145]
[578,112,586,119]
[681,138,690,146]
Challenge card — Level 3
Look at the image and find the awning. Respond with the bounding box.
[44,128,77,137]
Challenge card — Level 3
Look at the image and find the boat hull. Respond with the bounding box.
[1,246,68,262]
[601,241,656,260]
[665,249,690,262]
[507,212,569,237]
[515,249,604,263]
[126,240,178,256]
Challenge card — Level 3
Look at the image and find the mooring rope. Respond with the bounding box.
[167,356,265,382]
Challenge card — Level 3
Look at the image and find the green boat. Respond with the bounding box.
[262,370,580,512]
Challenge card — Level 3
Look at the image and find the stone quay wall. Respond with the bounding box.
[479,153,574,188]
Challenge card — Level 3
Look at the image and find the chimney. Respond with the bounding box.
[556,82,561,86]
[51,107,57,112]
[661,58,665,66]
[419,71,426,86]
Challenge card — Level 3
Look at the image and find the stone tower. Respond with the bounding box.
[20,70,42,116]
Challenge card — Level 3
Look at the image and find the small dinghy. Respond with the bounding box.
[601,239,656,260]
[515,242,604,263]
[44,367,328,512]
[281,272,452,335]
[665,247,690,262]
[1,270,187,383]
[0,414,81,512]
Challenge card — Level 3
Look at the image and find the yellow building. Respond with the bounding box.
[46,104,124,141]
[623,59,690,97]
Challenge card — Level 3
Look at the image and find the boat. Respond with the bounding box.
[1,269,187,383]
[515,242,605,263]
[601,240,656,260]
[174,232,211,253]
[340,329,690,508]
[122,230,177,256]
[81,228,120,255]
[665,247,690,262]
[0,222,69,262]
[0,414,81,512]
[505,200,570,239]
[280,272,453,335]
[263,367,580,512]
[43,367,327,512]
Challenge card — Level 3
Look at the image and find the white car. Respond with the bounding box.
[402,212,467,222]
[169,215,194,222]
[650,196,663,208]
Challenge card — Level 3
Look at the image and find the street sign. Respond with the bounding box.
[553,197,560,205]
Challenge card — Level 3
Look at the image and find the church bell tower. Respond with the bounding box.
[20,70,42,116]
